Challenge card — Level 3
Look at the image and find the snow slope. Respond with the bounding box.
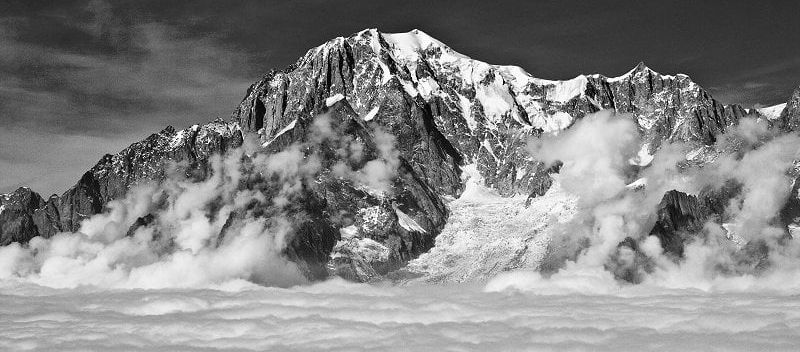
[405,165,577,282]
[757,103,787,120]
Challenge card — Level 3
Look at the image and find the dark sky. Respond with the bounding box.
[2,0,799,195]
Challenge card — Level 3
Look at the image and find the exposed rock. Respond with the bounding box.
[780,176,800,237]
[125,214,155,238]
[778,86,800,132]
[0,187,54,245]
[271,99,453,279]
[32,195,62,239]
[648,190,708,258]
[646,185,789,275]
[233,31,751,200]
[609,237,654,284]
[56,120,245,232]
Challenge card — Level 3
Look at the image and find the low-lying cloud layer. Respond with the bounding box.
[1,279,799,351]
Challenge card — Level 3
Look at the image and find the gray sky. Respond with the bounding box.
[2,0,799,195]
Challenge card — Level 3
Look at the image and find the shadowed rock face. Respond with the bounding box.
[246,99,455,280]
[56,121,245,233]
[1,188,47,245]
[648,190,709,258]
[778,86,800,132]
[1,120,245,244]
[634,182,797,281]
[610,190,710,283]
[1,29,798,282]
[780,177,800,234]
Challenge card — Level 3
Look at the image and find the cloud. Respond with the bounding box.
[496,110,800,293]
[0,148,308,289]
[0,277,798,351]
[526,110,640,206]
[0,112,407,289]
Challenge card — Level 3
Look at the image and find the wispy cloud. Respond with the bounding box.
[706,57,800,107]
[0,1,254,194]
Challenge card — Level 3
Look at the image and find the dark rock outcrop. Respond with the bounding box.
[0,187,60,245]
[648,190,709,258]
[778,86,800,132]
[644,184,790,276]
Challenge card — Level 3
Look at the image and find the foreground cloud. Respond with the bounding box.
[0,278,797,351]
[0,112,409,289]
[510,110,800,291]
[0,148,308,289]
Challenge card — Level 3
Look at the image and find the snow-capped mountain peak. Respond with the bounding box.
[3,28,798,284]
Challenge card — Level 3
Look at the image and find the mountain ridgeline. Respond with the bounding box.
[2,29,799,282]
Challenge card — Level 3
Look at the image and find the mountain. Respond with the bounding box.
[2,29,799,282]
[233,29,752,198]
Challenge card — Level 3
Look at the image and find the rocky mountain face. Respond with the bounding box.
[0,187,59,245]
[778,86,800,132]
[2,29,799,282]
[648,190,709,259]
[233,30,755,200]
[1,121,243,243]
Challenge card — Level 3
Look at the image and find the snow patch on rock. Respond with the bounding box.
[169,125,199,149]
[395,208,427,234]
[475,73,515,125]
[381,29,468,64]
[457,93,476,130]
[363,107,379,121]
[630,144,654,166]
[325,94,345,107]
[626,177,647,191]
[757,103,787,120]
[262,119,297,147]
[536,75,588,103]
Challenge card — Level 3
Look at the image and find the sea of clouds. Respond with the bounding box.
[1,279,799,351]
[2,111,800,350]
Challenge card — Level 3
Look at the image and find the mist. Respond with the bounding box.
[0,149,308,289]
[0,111,411,290]
[497,110,800,293]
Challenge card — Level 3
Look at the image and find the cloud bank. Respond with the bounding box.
[1,278,798,351]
